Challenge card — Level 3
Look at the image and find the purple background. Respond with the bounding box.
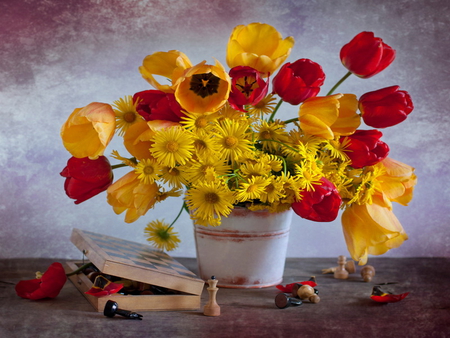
[1,0,449,260]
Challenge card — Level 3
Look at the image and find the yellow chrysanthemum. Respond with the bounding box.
[247,93,277,117]
[214,118,253,163]
[134,158,162,185]
[185,180,235,225]
[295,157,324,192]
[259,177,286,204]
[254,120,289,152]
[216,101,246,121]
[190,130,220,158]
[239,160,272,178]
[144,220,181,251]
[184,155,231,185]
[236,176,271,202]
[160,166,188,189]
[113,95,142,136]
[180,111,215,132]
[151,126,194,167]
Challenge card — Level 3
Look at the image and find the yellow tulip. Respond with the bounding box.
[375,157,417,208]
[299,94,342,139]
[61,102,115,159]
[174,60,231,114]
[226,23,295,76]
[139,50,192,92]
[329,94,361,136]
[106,171,159,223]
[341,195,408,265]
[298,94,361,139]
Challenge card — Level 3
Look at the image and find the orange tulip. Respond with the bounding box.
[106,171,159,223]
[61,102,115,159]
[341,195,408,265]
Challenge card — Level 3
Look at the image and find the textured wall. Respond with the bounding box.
[1,0,449,260]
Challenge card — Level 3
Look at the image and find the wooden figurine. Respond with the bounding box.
[203,276,220,316]
[333,255,349,279]
[322,259,356,274]
[361,265,376,282]
[295,284,320,303]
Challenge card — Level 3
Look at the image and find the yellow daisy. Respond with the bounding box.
[150,126,194,167]
[180,111,215,132]
[235,176,271,202]
[134,158,162,184]
[184,155,231,185]
[112,95,143,136]
[323,136,351,162]
[185,180,235,224]
[254,120,289,152]
[259,177,286,204]
[160,165,189,188]
[214,118,254,163]
[247,93,277,117]
[294,158,324,191]
[144,220,180,251]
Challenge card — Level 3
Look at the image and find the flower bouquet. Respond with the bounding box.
[60,23,416,265]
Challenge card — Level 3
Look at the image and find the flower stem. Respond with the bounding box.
[283,117,299,125]
[167,202,186,230]
[66,262,94,276]
[268,99,284,122]
[326,71,352,96]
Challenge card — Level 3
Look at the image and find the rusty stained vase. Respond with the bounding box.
[194,207,293,288]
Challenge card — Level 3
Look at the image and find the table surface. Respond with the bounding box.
[1,257,449,338]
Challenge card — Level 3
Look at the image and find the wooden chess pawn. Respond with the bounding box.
[322,259,356,274]
[360,265,376,282]
[294,284,320,303]
[203,276,220,316]
[334,255,349,279]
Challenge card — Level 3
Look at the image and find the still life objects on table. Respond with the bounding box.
[275,277,319,309]
[64,228,204,312]
[59,22,416,268]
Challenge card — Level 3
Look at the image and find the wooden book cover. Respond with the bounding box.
[70,228,204,296]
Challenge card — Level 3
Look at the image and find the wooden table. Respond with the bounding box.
[1,257,449,338]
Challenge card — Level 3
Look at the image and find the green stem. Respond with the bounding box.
[326,71,352,96]
[283,117,299,125]
[167,202,186,230]
[111,163,128,170]
[268,99,284,122]
[66,262,94,277]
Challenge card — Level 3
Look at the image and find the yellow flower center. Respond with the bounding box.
[144,166,154,175]
[190,73,220,98]
[168,168,180,176]
[204,192,220,204]
[194,139,207,150]
[166,141,179,152]
[224,136,238,148]
[260,130,271,139]
[247,184,258,193]
[195,116,208,128]
[265,184,275,193]
[123,111,137,123]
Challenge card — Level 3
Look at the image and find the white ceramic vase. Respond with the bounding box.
[194,207,293,288]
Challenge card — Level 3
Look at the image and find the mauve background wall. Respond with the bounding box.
[1,0,449,260]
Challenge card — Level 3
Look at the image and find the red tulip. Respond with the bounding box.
[228,66,269,112]
[292,178,341,222]
[133,90,185,122]
[359,85,414,128]
[340,32,396,78]
[341,130,389,168]
[272,59,325,105]
[60,156,113,204]
[15,262,67,300]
